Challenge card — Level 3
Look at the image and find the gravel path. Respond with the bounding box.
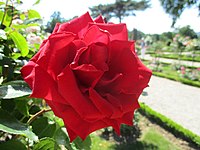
[139,75,200,136]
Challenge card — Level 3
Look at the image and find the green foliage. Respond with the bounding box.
[0,108,38,141]
[139,102,200,147]
[130,28,145,40]
[159,0,200,26]
[90,133,115,150]
[150,53,200,62]
[33,137,61,150]
[141,127,179,150]
[45,11,66,33]
[31,117,56,139]
[28,9,41,20]
[73,136,92,150]
[0,140,27,150]
[153,71,200,88]
[89,0,150,23]
[9,31,29,56]
[142,58,200,87]
[177,25,198,39]
[0,80,31,99]
[53,127,73,150]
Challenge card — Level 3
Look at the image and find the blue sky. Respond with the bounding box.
[22,0,200,34]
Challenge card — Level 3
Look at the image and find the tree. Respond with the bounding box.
[45,11,66,33]
[177,25,198,39]
[159,0,200,26]
[89,0,150,23]
[131,28,145,40]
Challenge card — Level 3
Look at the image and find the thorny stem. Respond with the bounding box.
[27,108,52,124]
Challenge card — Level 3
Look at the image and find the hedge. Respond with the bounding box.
[138,102,200,148]
[153,72,200,88]
[150,54,200,62]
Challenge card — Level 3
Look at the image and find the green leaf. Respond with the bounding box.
[0,140,26,150]
[1,99,15,113]
[11,53,21,60]
[20,13,26,20]
[0,2,5,5]
[28,10,41,19]
[12,23,39,30]
[17,0,21,4]
[0,11,4,25]
[31,117,56,139]
[54,127,73,150]
[33,137,61,150]
[43,111,64,127]
[54,116,64,127]
[9,31,29,57]
[73,136,91,150]
[15,99,29,117]
[34,0,41,5]
[0,80,31,99]
[0,108,38,141]
[3,10,12,27]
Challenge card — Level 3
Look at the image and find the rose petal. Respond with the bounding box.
[35,32,76,80]
[71,64,103,88]
[89,23,128,41]
[106,40,141,94]
[21,61,36,89]
[71,40,87,50]
[57,65,104,121]
[65,112,107,141]
[45,100,62,118]
[114,93,140,113]
[83,25,110,45]
[30,39,48,63]
[137,57,152,89]
[94,15,105,23]
[105,93,123,118]
[57,12,93,38]
[104,93,139,119]
[89,88,113,117]
[21,63,66,104]
[53,103,108,141]
[77,44,109,71]
[52,23,60,33]
[116,111,134,126]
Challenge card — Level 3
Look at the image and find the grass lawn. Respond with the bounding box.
[90,133,115,150]
[90,114,186,150]
[140,127,179,150]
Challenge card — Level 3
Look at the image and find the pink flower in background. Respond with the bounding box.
[181,66,185,74]
[27,34,42,45]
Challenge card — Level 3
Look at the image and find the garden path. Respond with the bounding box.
[139,75,200,136]
[143,54,200,67]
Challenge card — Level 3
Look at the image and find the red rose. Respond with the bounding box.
[21,12,152,141]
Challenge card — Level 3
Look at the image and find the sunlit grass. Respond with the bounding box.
[90,133,115,150]
[140,127,180,150]
[90,125,180,150]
